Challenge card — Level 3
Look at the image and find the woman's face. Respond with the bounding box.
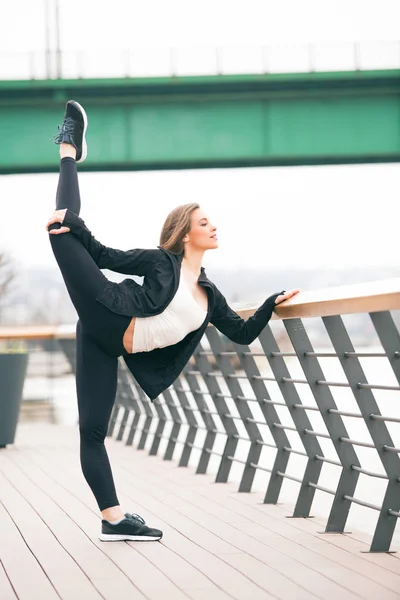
[185,208,218,250]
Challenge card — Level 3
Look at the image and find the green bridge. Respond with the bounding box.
[1,69,399,174]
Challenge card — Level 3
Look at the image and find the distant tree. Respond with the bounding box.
[0,251,16,323]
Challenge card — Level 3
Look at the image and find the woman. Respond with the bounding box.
[47,100,300,543]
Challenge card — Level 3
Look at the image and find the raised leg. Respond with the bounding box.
[56,156,81,214]
[50,229,130,356]
[49,159,130,352]
[50,157,105,312]
[50,230,107,322]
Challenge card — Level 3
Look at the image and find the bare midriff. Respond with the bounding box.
[122,282,208,354]
[123,317,136,353]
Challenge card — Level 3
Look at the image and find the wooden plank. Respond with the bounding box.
[136,530,277,600]
[19,446,276,600]
[187,483,400,579]
[272,277,400,319]
[0,325,75,340]
[0,459,103,600]
[0,560,17,600]
[16,428,282,598]
[146,458,400,593]
[113,480,321,600]
[0,472,103,600]
[219,488,400,576]
[8,423,400,600]
[105,439,400,600]
[30,436,372,593]
[142,450,400,565]
[26,429,361,600]
[115,471,363,600]
[233,497,400,585]
[0,450,149,600]
[0,326,57,340]
[220,553,319,600]
[0,501,59,600]
[186,590,233,600]
[4,447,216,600]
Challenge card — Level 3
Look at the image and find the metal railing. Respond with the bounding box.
[1,278,400,552]
[107,278,400,553]
[1,40,400,80]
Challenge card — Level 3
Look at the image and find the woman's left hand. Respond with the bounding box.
[275,288,301,305]
[46,209,70,235]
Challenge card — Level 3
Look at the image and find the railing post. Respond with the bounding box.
[162,388,183,461]
[149,397,168,456]
[370,311,400,385]
[284,318,360,533]
[196,330,240,483]
[233,336,291,499]
[182,350,219,473]
[124,373,144,447]
[136,386,155,451]
[207,334,268,494]
[107,364,122,438]
[172,375,202,468]
[113,360,137,442]
[324,312,400,551]
[115,393,131,442]
[258,326,323,513]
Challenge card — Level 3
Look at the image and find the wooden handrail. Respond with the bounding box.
[1,278,399,340]
[0,324,76,341]
[229,277,400,320]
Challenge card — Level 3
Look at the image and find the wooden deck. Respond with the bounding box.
[1,423,400,600]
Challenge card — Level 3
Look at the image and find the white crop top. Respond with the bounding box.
[131,276,207,353]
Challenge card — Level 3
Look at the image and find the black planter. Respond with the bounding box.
[0,353,29,447]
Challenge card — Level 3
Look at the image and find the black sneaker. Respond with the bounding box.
[98,513,163,542]
[50,100,88,163]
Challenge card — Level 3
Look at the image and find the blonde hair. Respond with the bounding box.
[159,203,200,254]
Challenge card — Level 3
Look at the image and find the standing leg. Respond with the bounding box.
[76,320,121,511]
[76,321,163,534]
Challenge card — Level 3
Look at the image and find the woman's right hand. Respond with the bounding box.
[274,288,301,305]
[46,209,71,235]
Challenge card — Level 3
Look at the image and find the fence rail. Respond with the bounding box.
[1,277,400,552]
[1,40,400,80]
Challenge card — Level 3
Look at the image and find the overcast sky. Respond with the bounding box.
[2,0,400,51]
[1,0,399,274]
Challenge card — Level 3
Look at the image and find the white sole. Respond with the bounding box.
[98,533,162,542]
[68,100,88,163]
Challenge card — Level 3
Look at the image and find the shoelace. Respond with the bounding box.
[125,512,146,525]
[50,117,75,143]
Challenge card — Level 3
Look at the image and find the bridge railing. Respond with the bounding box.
[1,40,400,80]
[109,278,400,553]
[1,278,400,552]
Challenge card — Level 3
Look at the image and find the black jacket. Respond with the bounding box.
[63,209,284,400]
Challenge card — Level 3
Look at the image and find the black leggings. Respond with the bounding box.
[50,157,131,511]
